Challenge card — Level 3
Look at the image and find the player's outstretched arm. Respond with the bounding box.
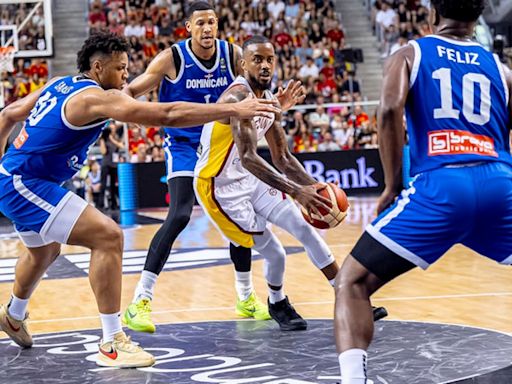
[123,48,173,98]
[376,45,413,214]
[68,88,279,128]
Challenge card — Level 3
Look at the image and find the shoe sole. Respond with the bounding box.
[122,314,156,334]
[96,355,156,368]
[278,323,308,331]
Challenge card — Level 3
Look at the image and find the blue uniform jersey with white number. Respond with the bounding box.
[0,76,108,183]
[159,39,236,141]
[406,35,511,176]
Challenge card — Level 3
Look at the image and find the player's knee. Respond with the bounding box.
[100,221,123,253]
[334,259,372,298]
[169,210,191,231]
[294,219,313,241]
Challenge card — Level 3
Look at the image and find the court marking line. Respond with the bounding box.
[19,291,512,325]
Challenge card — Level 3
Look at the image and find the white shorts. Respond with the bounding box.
[194,174,287,247]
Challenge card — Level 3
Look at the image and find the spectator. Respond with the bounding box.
[318,132,341,151]
[86,160,102,207]
[298,56,319,80]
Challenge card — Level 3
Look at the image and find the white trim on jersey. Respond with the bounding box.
[409,40,421,89]
[501,254,512,265]
[15,230,53,248]
[13,175,54,213]
[225,40,236,81]
[60,85,109,130]
[185,38,221,73]
[166,43,186,84]
[168,170,194,179]
[426,35,481,47]
[0,164,11,176]
[366,224,430,269]
[373,176,418,231]
[493,54,510,105]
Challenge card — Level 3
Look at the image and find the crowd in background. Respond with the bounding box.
[87,0,376,166]
[0,3,49,106]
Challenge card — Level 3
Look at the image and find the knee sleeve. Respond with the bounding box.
[253,229,286,287]
[230,243,252,272]
[269,200,335,270]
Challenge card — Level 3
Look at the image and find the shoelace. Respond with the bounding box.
[137,300,152,319]
[115,334,141,352]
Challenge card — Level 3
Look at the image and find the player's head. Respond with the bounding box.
[76,32,130,90]
[430,0,486,26]
[186,1,218,50]
[241,36,275,92]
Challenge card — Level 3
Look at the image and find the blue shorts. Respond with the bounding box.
[0,167,88,247]
[366,162,512,268]
[163,136,200,180]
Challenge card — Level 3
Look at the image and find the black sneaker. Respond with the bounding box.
[268,297,308,331]
[372,306,388,321]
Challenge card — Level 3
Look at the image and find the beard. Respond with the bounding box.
[247,73,272,91]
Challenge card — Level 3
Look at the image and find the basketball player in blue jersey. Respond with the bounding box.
[0,31,278,369]
[123,1,305,333]
[333,1,512,382]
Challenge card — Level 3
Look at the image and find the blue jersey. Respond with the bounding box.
[406,35,511,175]
[1,76,108,183]
[159,38,236,141]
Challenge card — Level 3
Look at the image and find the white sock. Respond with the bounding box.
[133,270,158,302]
[235,271,253,301]
[7,294,29,321]
[268,287,285,304]
[338,349,369,384]
[100,312,122,343]
[329,278,336,287]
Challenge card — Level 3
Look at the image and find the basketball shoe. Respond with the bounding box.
[0,303,32,348]
[96,331,155,368]
[268,296,308,331]
[236,292,272,320]
[122,298,155,333]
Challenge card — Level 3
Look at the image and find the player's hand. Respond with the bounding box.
[235,93,280,119]
[376,188,400,215]
[275,79,306,112]
[294,183,332,217]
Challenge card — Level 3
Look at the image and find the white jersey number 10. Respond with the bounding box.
[432,67,491,125]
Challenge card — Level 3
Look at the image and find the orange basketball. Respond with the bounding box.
[301,183,349,229]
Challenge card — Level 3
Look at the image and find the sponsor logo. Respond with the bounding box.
[428,130,497,157]
[6,317,20,332]
[185,63,194,68]
[186,77,228,89]
[303,157,378,189]
[220,58,227,74]
[13,127,29,149]
[99,346,118,360]
[269,188,277,196]
[55,81,73,94]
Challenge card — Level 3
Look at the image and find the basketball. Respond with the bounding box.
[301,183,349,229]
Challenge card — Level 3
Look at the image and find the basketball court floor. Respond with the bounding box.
[1,197,512,383]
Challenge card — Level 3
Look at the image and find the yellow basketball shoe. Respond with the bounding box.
[235,292,272,320]
[96,331,155,368]
[0,304,32,348]
[122,299,156,333]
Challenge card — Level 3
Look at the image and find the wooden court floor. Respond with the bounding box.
[1,196,512,339]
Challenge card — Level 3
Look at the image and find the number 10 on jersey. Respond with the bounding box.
[432,67,491,125]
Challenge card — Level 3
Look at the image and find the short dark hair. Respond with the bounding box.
[431,0,486,22]
[242,35,271,51]
[186,1,215,19]
[76,32,130,73]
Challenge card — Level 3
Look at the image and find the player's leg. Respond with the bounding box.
[335,168,469,383]
[231,243,271,320]
[0,240,60,348]
[67,203,154,367]
[266,198,388,321]
[252,228,307,331]
[125,176,195,333]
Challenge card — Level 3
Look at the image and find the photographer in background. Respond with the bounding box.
[99,121,124,210]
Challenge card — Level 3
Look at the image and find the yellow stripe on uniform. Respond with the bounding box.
[195,120,255,248]
[195,177,255,248]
